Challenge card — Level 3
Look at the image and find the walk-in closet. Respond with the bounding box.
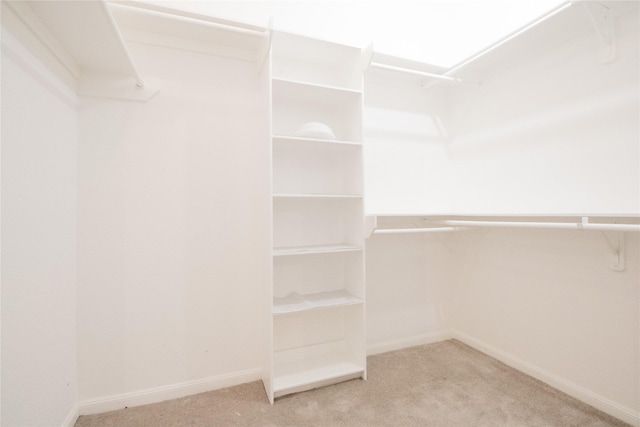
[2,1,638,426]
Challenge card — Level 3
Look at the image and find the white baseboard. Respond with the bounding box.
[452,330,640,427]
[367,330,452,356]
[62,404,79,427]
[78,368,262,416]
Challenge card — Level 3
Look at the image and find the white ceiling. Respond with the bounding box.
[138,0,565,68]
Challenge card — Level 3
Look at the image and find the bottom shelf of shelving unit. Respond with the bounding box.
[273,354,365,398]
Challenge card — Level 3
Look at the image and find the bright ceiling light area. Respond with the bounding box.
[134,0,566,68]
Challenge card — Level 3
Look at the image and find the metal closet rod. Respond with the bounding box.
[437,219,640,232]
[373,226,463,234]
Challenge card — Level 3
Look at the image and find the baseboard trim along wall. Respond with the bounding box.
[367,331,453,356]
[77,368,262,416]
[62,405,79,427]
[452,330,640,427]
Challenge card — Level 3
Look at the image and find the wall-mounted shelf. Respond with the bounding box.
[109,1,270,66]
[5,0,158,101]
[364,51,477,90]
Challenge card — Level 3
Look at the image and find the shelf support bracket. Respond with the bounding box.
[582,2,616,63]
[361,42,374,71]
[256,17,272,73]
[364,215,377,239]
[600,230,625,272]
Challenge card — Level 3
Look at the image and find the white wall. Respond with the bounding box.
[451,229,639,423]
[362,4,639,424]
[443,4,640,424]
[364,77,452,215]
[1,5,79,426]
[448,3,639,215]
[366,233,452,353]
[76,41,270,407]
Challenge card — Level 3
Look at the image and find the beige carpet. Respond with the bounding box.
[75,340,630,427]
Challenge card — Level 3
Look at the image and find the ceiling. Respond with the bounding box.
[135,0,565,68]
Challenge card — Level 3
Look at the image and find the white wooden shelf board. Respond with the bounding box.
[273,244,363,256]
[273,290,362,315]
[5,0,158,101]
[272,135,362,147]
[272,79,362,111]
[273,193,362,199]
[272,77,362,96]
[109,2,265,63]
[273,357,364,396]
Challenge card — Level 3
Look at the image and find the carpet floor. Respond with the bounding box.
[75,340,630,427]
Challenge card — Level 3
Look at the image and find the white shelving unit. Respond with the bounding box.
[264,31,366,403]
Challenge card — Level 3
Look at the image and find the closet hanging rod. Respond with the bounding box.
[437,219,640,232]
[369,62,463,84]
[373,227,463,234]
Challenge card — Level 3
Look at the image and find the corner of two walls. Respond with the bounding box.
[3,4,272,422]
[76,42,271,411]
[364,7,639,424]
[363,78,455,354]
[445,9,639,424]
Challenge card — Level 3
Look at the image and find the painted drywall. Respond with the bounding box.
[366,233,453,353]
[76,41,270,406]
[450,229,639,423]
[448,3,639,215]
[1,5,79,426]
[363,77,452,215]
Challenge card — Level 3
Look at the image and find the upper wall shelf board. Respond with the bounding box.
[109,1,269,64]
[6,0,158,101]
[441,1,636,78]
[364,51,475,89]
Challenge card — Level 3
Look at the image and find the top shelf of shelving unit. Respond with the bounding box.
[271,31,364,92]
